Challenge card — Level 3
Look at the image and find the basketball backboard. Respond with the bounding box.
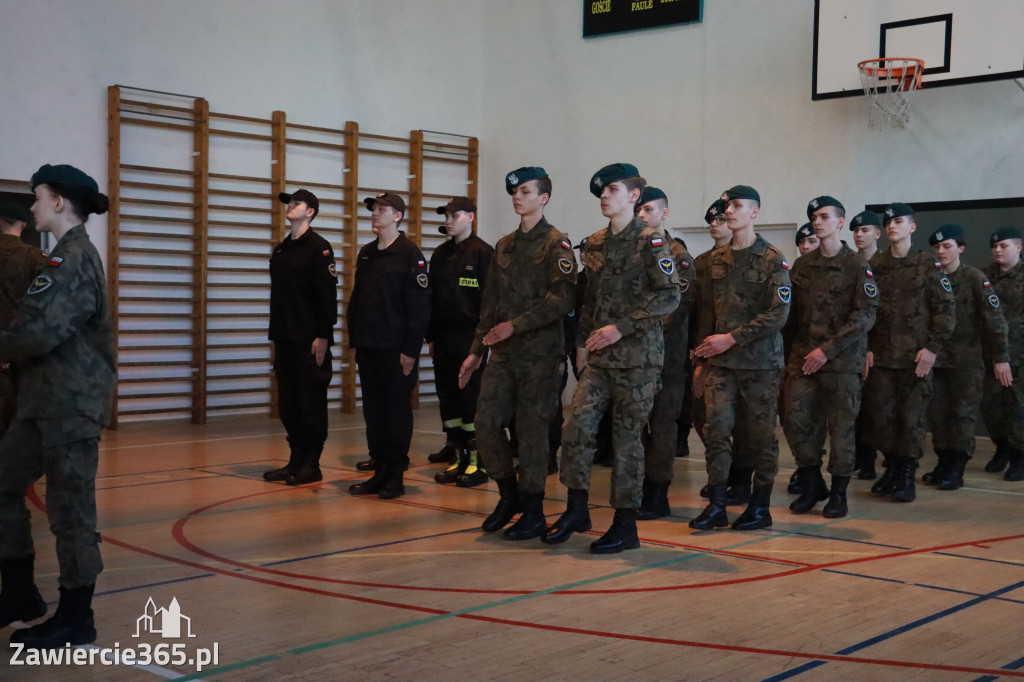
[813,0,1024,99]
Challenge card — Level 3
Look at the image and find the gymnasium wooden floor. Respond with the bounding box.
[4,409,1024,681]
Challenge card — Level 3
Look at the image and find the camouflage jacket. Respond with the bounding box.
[0,225,115,423]
[662,237,695,363]
[982,261,1024,367]
[868,248,955,369]
[577,217,680,369]
[0,234,48,325]
[697,234,791,370]
[471,216,576,358]
[784,242,878,373]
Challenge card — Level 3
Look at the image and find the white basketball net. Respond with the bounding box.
[858,58,924,128]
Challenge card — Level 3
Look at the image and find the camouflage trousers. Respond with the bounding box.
[703,367,781,487]
[928,366,984,453]
[561,364,661,509]
[644,353,688,483]
[0,417,103,589]
[862,366,932,460]
[980,365,1024,450]
[782,368,861,476]
[476,354,563,496]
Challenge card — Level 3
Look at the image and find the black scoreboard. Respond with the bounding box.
[583,0,703,38]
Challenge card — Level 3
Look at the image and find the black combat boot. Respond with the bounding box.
[699,484,710,499]
[787,467,808,495]
[263,446,304,482]
[428,425,462,464]
[789,466,829,513]
[891,458,917,502]
[853,441,877,480]
[984,439,1010,473]
[725,466,753,506]
[637,479,671,520]
[822,476,850,518]
[504,493,547,540]
[689,483,729,530]
[938,451,968,490]
[0,557,47,628]
[11,585,95,648]
[348,465,388,495]
[1004,447,1024,482]
[732,485,773,530]
[285,447,323,486]
[379,465,405,500]
[590,508,641,554]
[921,450,952,485]
[871,455,897,495]
[434,445,468,484]
[542,489,592,544]
[482,477,520,532]
[356,457,377,471]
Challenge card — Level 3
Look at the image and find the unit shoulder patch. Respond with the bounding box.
[777,286,792,303]
[416,273,428,288]
[940,276,952,293]
[658,257,675,275]
[27,275,53,295]
[864,282,878,298]
[558,257,573,275]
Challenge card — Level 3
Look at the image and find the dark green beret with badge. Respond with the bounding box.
[639,186,667,205]
[883,202,914,221]
[928,224,964,245]
[850,210,882,230]
[704,198,727,224]
[0,202,29,223]
[795,223,815,245]
[505,166,548,195]
[590,163,640,197]
[30,164,99,193]
[806,195,843,219]
[990,226,1022,245]
[720,185,760,202]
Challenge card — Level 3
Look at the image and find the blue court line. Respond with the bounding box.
[934,550,1024,568]
[821,569,1024,605]
[761,576,1024,681]
[973,653,1024,681]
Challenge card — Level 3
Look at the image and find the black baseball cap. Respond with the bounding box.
[364,192,406,215]
[435,196,476,234]
[278,189,320,218]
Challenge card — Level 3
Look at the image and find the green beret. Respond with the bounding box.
[990,226,1022,245]
[721,185,760,202]
[590,163,640,197]
[806,195,843,220]
[505,167,548,195]
[928,224,964,245]
[704,199,727,224]
[849,210,881,230]
[795,223,815,245]
[883,202,914,221]
[30,164,99,193]
[0,202,29,223]
[639,186,667,205]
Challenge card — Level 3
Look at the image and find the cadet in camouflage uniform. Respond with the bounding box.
[0,165,115,649]
[0,202,47,437]
[863,203,955,503]
[782,196,877,518]
[980,227,1024,481]
[459,167,576,540]
[544,164,679,554]
[633,186,693,520]
[795,222,819,256]
[924,224,1009,490]
[691,185,790,531]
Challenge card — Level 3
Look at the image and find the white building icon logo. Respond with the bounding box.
[134,597,196,639]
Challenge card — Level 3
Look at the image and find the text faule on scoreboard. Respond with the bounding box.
[584,0,703,38]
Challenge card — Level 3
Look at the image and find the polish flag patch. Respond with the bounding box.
[48,256,64,267]
[322,249,330,256]
[651,237,664,248]
[417,260,426,267]
[561,240,572,250]
[934,261,943,268]
[781,260,790,270]
[865,268,873,277]
[984,280,992,288]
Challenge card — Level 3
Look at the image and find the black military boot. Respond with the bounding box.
[921,450,951,485]
[428,425,462,464]
[591,508,641,554]
[787,467,808,495]
[456,448,489,488]
[891,458,917,502]
[504,493,547,540]
[789,466,829,513]
[871,455,897,495]
[938,451,968,490]
[263,446,304,482]
[482,477,520,532]
[356,457,377,471]
[285,447,323,486]
[542,489,591,544]
[11,585,95,648]
[732,485,773,530]
[1004,447,1024,482]
[853,441,877,480]
[349,465,388,496]
[379,465,405,500]
[689,483,729,530]
[984,439,1010,473]
[434,445,468,484]
[637,479,671,520]
[0,557,47,628]
[822,476,850,518]
[725,466,753,506]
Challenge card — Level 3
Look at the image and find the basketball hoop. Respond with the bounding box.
[858,58,924,128]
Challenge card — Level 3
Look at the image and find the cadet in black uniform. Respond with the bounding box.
[427,196,494,487]
[347,192,431,500]
[263,189,338,486]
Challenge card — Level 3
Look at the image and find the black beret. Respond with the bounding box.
[0,202,29,223]
[883,203,914,221]
[505,167,548,195]
[990,226,1023,245]
[806,195,843,220]
[850,210,882,230]
[795,223,815,245]
[704,199,727,224]
[720,185,760,202]
[639,186,667,205]
[928,224,964,245]
[30,164,98,193]
[590,163,640,198]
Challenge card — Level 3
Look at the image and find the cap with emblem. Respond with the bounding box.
[720,185,760,202]
[278,188,320,218]
[850,210,882,230]
[505,166,548,195]
[590,163,641,198]
[363,191,406,215]
[806,195,843,219]
[928,224,965,245]
[990,226,1023,245]
[435,196,476,234]
[30,164,99,193]
[0,202,30,223]
[795,223,815,245]
[639,186,667,205]
[883,202,914,221]
[573,236,589,251]
[704,198,727,224]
